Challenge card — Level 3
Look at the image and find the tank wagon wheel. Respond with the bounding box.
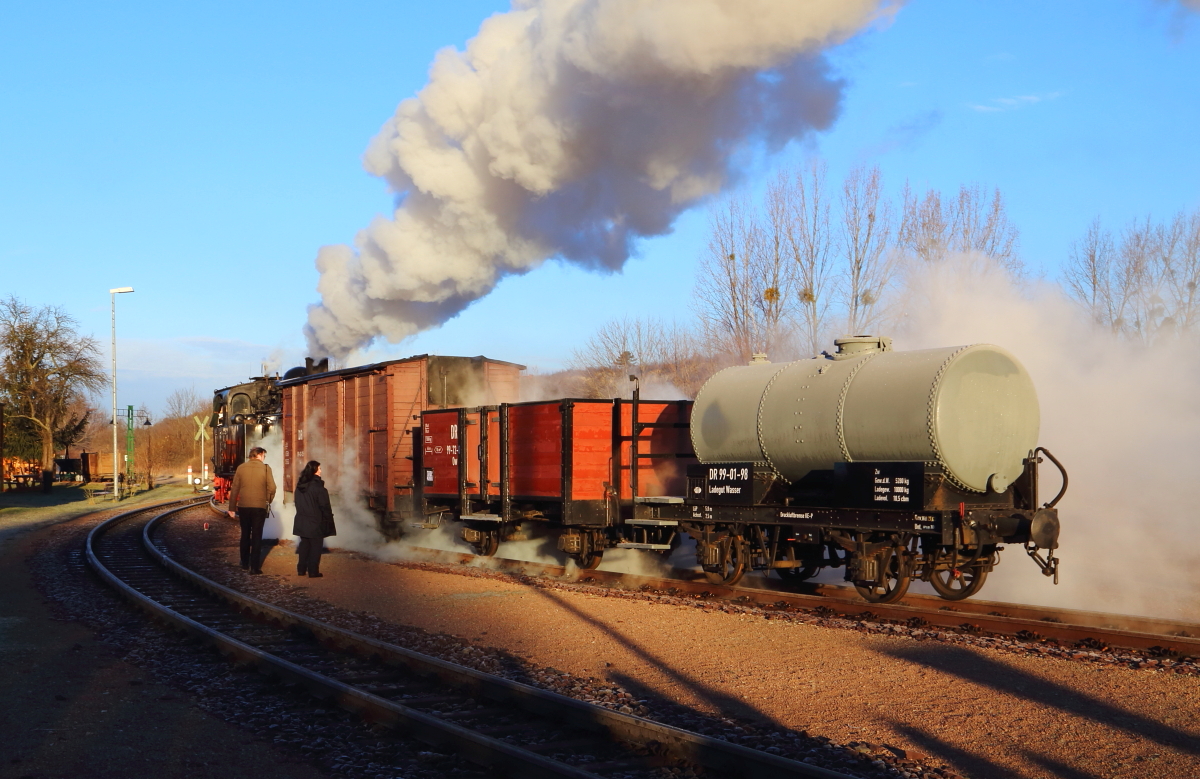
[854,546,911,604]
[929,562,988,600]
[703,535,746,586]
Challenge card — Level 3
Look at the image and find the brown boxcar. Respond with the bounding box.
[279,355,523,526]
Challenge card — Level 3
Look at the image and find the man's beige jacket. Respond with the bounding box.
[228,458,277,510]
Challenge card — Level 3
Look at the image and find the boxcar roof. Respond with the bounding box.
[276,354,526,388]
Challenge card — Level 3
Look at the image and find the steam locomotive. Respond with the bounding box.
[210,338,1064,604]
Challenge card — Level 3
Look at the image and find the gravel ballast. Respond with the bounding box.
[155,507,1200,779]
[26,506,493,779]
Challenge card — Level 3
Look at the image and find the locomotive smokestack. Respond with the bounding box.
[304,0,900,358]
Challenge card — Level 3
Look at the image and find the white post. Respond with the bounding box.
[108,287,133,499]
[111,293,116,499]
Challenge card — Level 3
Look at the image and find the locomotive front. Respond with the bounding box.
[210,375,283,504]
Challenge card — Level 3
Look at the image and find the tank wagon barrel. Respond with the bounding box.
[211,338,1065,605]
[692,337,1039,494]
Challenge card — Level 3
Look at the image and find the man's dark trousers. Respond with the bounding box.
[238,507,269,572]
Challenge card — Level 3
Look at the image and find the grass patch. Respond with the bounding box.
[0,483,203,540]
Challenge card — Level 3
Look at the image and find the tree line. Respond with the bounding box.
[571,162,1021,396]
[0,295,215,491]
[570,161,1200,398]
[1064,211,1200,342]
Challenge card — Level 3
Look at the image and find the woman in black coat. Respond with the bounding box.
[293,460,336,578]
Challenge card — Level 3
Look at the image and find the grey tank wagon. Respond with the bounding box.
[634,335,1064,603]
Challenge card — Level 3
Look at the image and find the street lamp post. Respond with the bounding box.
[143,417,153,490]
[110,287,133,500]
[0,400,6,494]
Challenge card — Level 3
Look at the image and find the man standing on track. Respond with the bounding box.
[226,446,276,574]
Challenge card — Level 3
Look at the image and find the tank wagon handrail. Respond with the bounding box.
[1035,447,1068,509]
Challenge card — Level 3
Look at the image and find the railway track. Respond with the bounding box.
[398,546,1200,659]
[87,500,856,779]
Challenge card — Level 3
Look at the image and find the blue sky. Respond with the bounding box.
[2,1,1197,414]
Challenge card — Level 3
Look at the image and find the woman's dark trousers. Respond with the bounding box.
[297,537,323,575]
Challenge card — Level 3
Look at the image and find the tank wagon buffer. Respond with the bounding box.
[682,336,1065,603]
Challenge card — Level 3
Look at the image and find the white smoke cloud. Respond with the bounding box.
[306,0,899,357]
[893,255,1200,621]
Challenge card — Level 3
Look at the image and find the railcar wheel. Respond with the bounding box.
[853,547,910,604]
[576,550,604,569]
[703,535,746,586]
[472,531,499,557]
[930,562,988,600]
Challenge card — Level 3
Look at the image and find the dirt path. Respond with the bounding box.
[0,502,328,779]
[221,528,1200,779]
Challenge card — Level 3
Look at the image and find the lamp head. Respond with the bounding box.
[109,287,134,294]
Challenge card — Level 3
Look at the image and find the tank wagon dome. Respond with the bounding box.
[691,336,1040,493]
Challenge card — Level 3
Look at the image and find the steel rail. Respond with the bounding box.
[201,500,1200,653]
[88,503,855,779]
[400,547,1200,657]
[207,495,1196,650]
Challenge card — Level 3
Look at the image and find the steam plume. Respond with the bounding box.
[896,255,1200,620]
[306,0,898,357]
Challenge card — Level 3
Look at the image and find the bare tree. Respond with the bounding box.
[951,184,1021,271]
[899,183,1020,273]
[1159,209,1200,335]
[898,184,948,264]
[693,196,792,362]
[775,162,835,357]
[571,317,656,399]
[838,165,896,335]
[1113,217,1161,341]
[570,317,713,399]
[1064,208,1200,343]
[0,297,106,489]
[164,386,206,420]
[652,320,716,398]
[1064,218,1117,328]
